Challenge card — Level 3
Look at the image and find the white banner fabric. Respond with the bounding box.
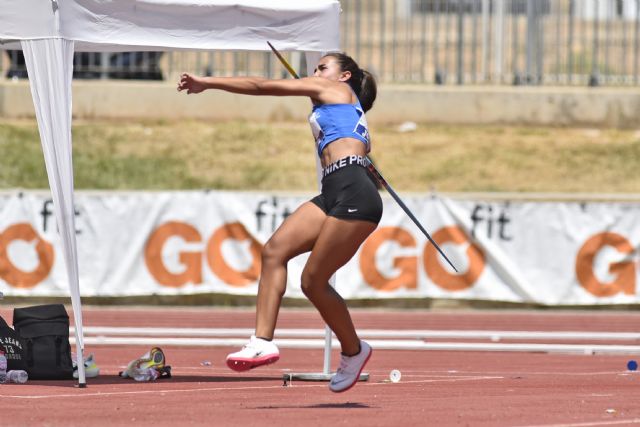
[1,191,640,305]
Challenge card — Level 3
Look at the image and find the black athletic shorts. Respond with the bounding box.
[310,157,383,224]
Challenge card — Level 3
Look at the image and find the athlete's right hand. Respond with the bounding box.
[177,73,206,94]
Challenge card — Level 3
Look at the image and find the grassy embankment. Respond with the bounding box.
[1,119,639,193]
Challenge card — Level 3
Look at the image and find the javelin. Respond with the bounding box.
[267,42,300,78]
[267,42,458,273]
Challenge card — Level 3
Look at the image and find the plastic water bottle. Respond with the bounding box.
[5,370,28,384]
[0,351,7,384]
[133,367,159,382]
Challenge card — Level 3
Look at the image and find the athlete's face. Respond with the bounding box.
[313,56,351,82]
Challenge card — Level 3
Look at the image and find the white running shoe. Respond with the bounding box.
[72,353,100,379]
[329,340,372,393]
[226,336,280,372]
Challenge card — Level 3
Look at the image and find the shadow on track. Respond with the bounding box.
[20,374,281,387]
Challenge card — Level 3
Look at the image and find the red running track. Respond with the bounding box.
[1,306,640,427]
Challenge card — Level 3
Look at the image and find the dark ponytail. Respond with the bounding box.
[324,52,377,113]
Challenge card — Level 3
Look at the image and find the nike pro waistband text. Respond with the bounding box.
[322,155,371,179]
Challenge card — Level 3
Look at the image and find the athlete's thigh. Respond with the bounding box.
[266,201,327,260]
[304,217,377,281]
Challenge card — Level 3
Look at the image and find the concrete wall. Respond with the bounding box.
[2,80,640,128]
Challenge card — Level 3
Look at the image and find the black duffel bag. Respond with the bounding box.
[13,304,73,380]
[0,314,27,371]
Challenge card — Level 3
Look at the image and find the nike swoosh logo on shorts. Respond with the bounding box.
[348,208,358,213]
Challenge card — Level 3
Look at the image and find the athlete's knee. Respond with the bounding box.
[261,238,289,266]
[300,267,330,299]
[300,276,318,299]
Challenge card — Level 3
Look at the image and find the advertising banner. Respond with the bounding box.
[0,191,639,305]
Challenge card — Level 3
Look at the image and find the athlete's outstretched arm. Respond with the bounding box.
[177,73,329,98]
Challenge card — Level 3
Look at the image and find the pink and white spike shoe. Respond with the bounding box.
[226,335,280,372]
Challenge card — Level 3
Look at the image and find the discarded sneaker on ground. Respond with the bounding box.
[119,347,172,380]
[72,353,100,379]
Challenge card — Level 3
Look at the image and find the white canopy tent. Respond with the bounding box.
[0,0,340,386]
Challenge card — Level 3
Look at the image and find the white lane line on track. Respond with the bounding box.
[429,371,630,376]
[72,364,629,378]
[167,367,625,376]
[0,375,503,399]
[68,336,640,354]
[516,419,640,427]
[67,326,640,354]
[71,327,640,341]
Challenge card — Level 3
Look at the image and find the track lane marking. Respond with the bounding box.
[517,419,640,427]
[0,375,503,399]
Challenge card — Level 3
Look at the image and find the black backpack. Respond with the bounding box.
[13,304,73,380]
[0,315,27,371]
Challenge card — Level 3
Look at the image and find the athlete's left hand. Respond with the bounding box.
[177,73,206,94]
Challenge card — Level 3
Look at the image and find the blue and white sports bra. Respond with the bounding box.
[308,98,370,157]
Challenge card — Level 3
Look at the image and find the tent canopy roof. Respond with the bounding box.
[0,0,340,52]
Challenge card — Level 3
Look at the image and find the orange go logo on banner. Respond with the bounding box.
[359,225,485,292]
[0,223,54,288]
[145,221,262,287]
[575,232,636,297]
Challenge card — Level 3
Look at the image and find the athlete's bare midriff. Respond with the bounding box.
[320,137,369,167]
